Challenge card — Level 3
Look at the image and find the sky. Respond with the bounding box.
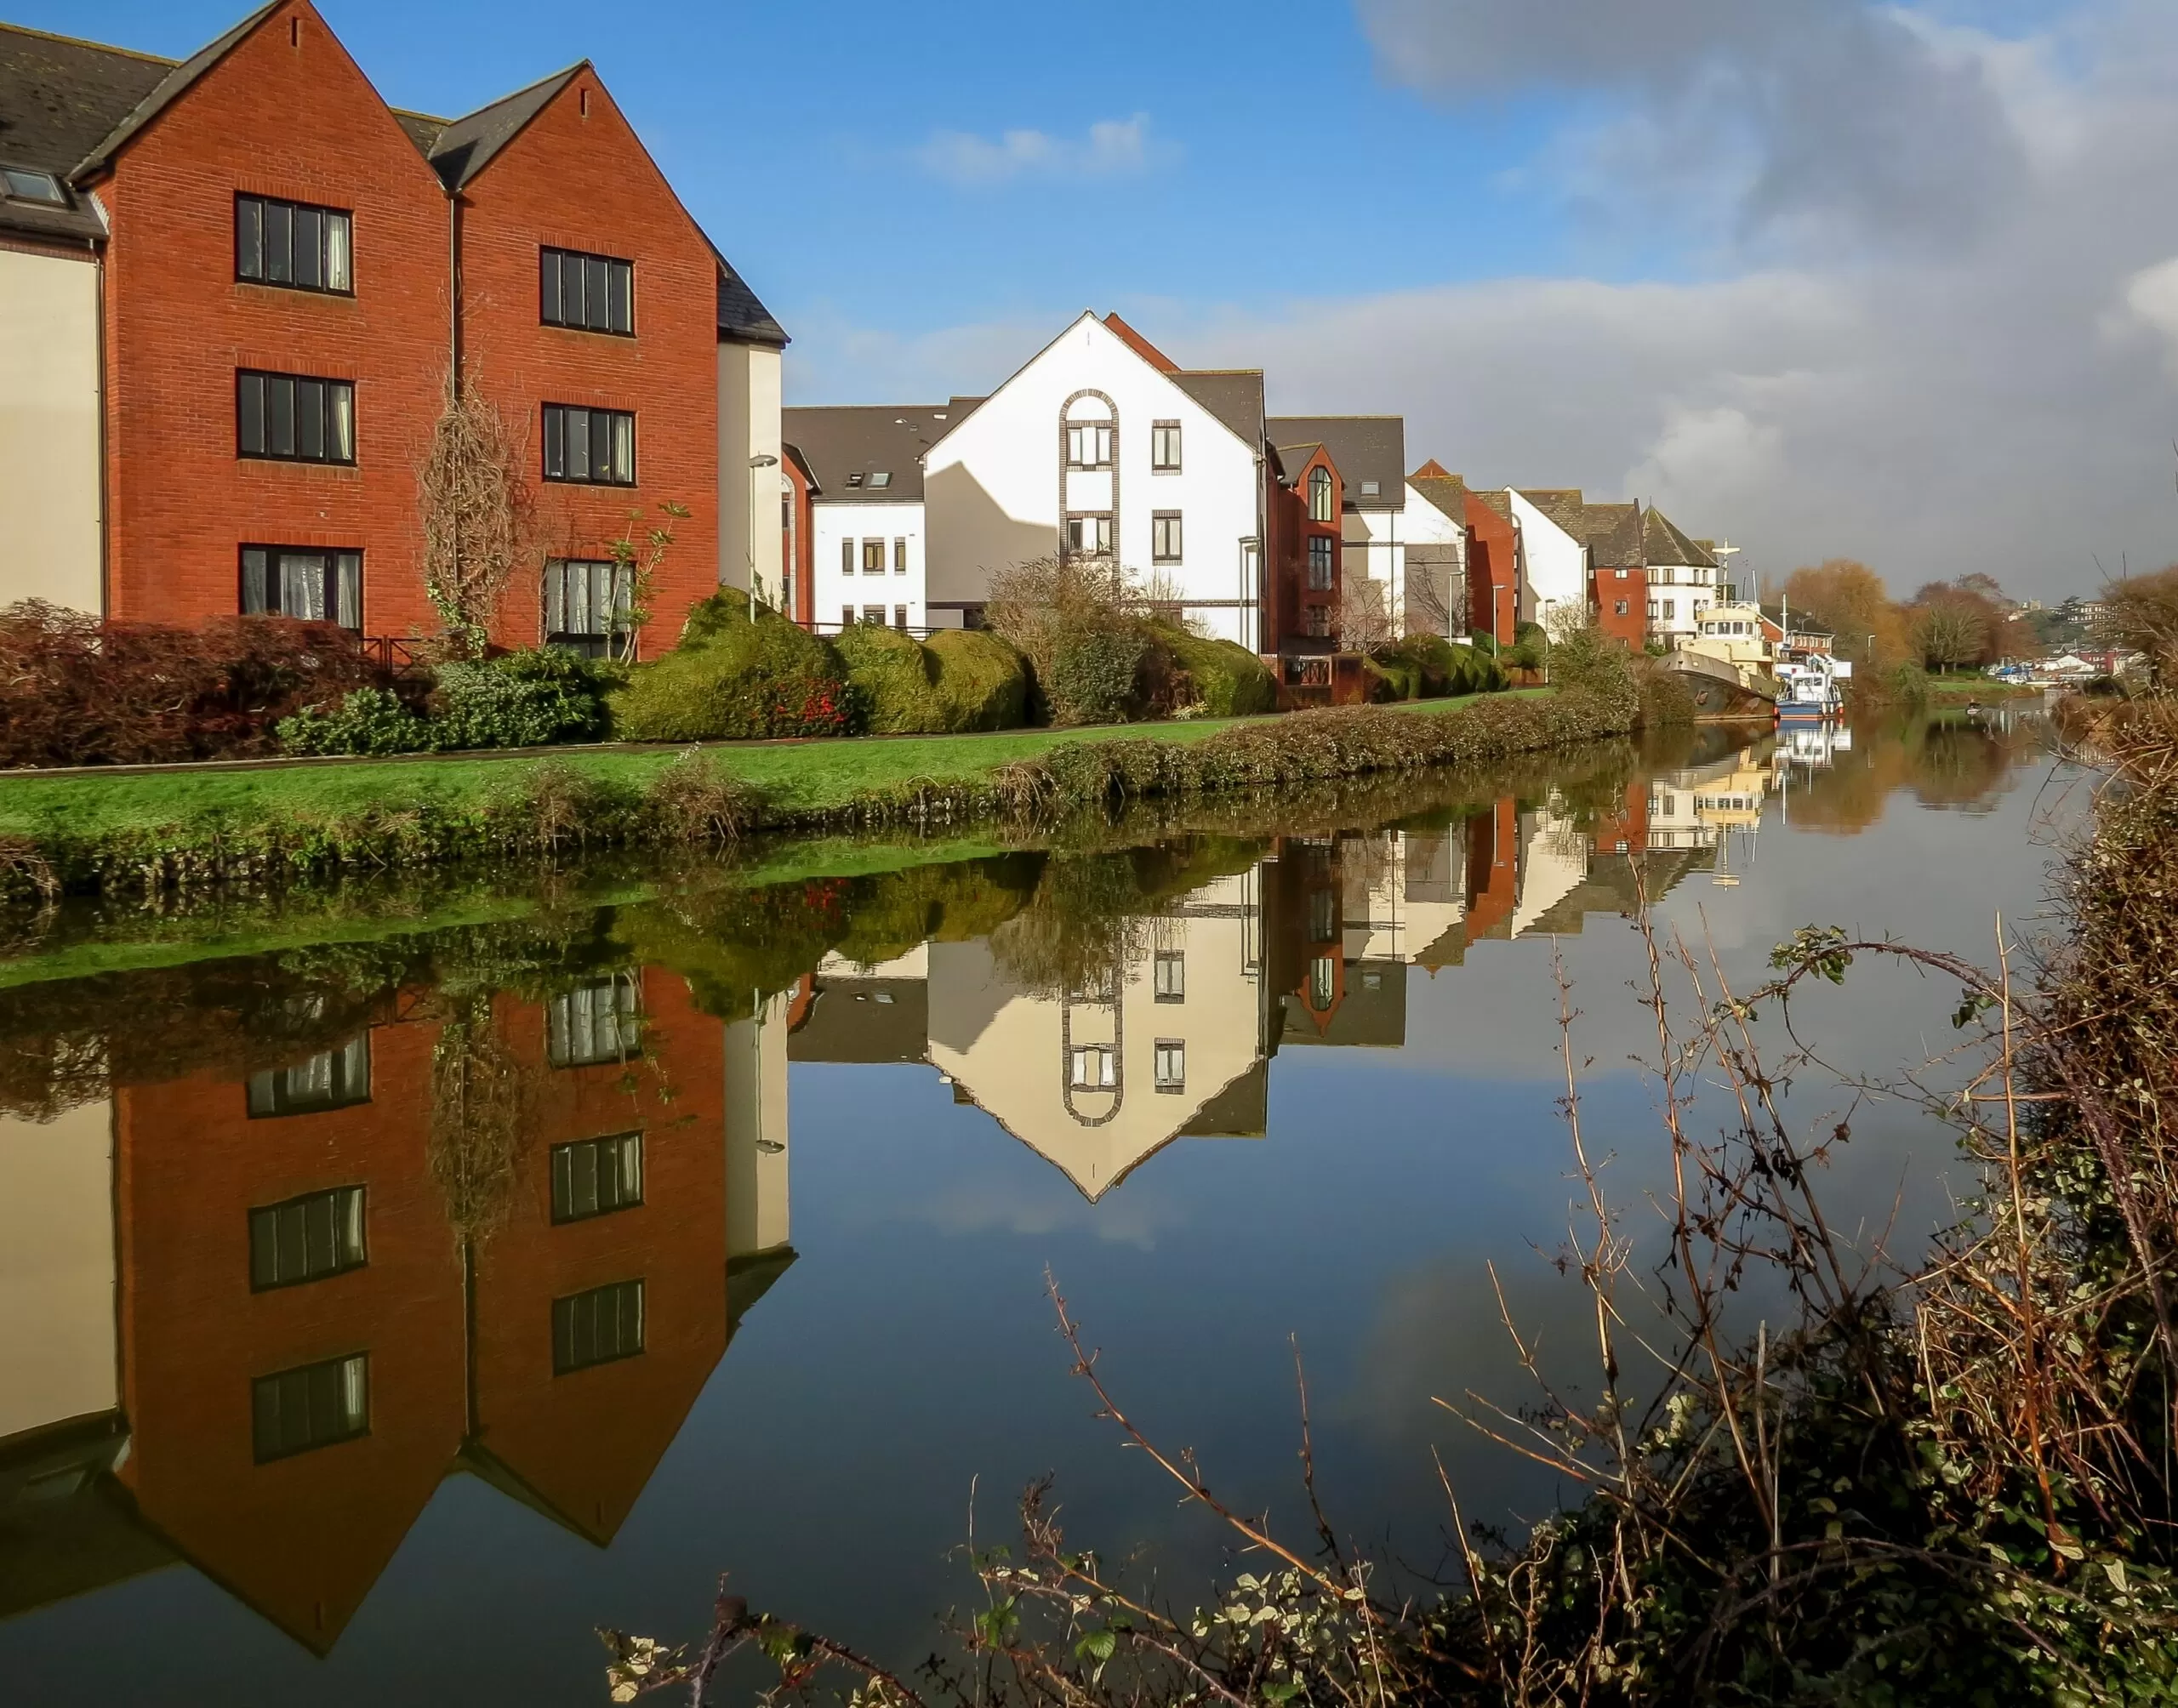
[26,0,2178,598]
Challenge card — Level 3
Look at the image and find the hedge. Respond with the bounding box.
[608,591,855,741]
[833,624,1029,733]
[1150,623,1277,717]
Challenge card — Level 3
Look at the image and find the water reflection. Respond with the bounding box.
[0,709,2050,1684]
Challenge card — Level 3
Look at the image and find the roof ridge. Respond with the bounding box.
[436,59,588,129]
[0,19,178,66]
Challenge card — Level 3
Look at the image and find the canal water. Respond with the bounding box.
[0,709,2069,1704]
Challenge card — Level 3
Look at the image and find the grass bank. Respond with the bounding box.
[0,687,1608,901]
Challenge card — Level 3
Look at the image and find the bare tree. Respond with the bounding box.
[1913,599,1990,671]
[1337,573,1393,654]
[417,375,533,658]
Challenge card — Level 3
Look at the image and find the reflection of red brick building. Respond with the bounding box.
[1462,799,1521,941]
[1263,837,1348,1036]
[1465,491,1519,645]
[104,967,753,1649]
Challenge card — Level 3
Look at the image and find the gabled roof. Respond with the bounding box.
[423,62,582,191]
[1409,472,1469,526]
[1411,458,1459,482]
[783,404,952,502]
[1512,488,1588,538]
[0,20,171,241]
[1471,488,1514,523]
[1583,501,1645,570]
[1268,417,1406,510]
[1269,439,1329,487]
[1103,311,1179,373]
[66,2,277,182]
[1642,506,1716,569]
[1173,369,1266,447]
[713,245,788,347]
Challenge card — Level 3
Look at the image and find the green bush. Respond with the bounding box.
[609,595,856,742]
[432,649,612,749]
[277,686,433,756]
[1046,629,1147,726]
[925,629,1029,731]
[1149,623,1275,716]
[833,624,1030,734]
[1508,621,1549,673]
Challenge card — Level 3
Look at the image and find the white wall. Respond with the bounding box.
[725,995,791,1261]
[1398,484,1468,638]
[0,248,103,616]
[924,313,1263,646]
[812,498,927,629]
[0,1102,117,1443]
[1645,559,1716,642]
[1507,492,1588,629]
[718,343,784,604]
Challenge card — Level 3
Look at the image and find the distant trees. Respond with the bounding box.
[1783,559,1912,668]
[2097,565,2178,687]
[1907,578,2004,671]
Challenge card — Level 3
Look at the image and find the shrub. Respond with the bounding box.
[1150,623,1275,716]
[1507,621,1549,674]
[833,624,1031,734]
[278,687,435,756]
[644,749,766,843]
[431,648,612,749]
[609,595,856,741]
[1047,629,1147,726]
[0,601,385,767]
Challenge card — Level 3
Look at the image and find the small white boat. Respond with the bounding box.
[1775,654,1850,720]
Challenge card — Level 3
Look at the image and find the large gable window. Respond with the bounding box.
[1065,423,1114,470]
[1308,467,1334,523]
[540,247,634,335]
[237,194,352,294]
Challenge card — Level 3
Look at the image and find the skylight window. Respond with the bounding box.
[3,168,66,206]
[868,470,892,488]
[846,473,865,488]
[1360,479,1381,497]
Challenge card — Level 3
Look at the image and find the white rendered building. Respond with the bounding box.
[1642,507,1720,646]
[1506,490,1593,631]
[921,312,1270,646]
[781,406,944,630]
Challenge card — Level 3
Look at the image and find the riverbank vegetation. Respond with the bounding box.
[603,693,2178,1705]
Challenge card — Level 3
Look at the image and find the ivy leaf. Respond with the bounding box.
[1075,1628,1118,1665]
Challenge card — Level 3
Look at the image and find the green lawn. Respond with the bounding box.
[0,692,1550,839]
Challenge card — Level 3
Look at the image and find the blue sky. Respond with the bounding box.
[20,0,2176,595]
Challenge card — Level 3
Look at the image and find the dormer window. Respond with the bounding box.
[2,168,65,206]
[867,470,892,488]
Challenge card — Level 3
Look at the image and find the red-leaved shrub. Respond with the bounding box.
[0,601,391,767]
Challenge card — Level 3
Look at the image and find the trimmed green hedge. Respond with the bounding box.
[1151,623,1277,717]
[608,591,855,741]
[834,624,1029,733]
[1371,634,1509,702]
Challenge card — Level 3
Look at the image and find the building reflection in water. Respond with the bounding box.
[1,726,1893,1654]
[0,969,795,1653]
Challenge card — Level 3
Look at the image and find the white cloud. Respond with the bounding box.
[915,114,1156,186]
[2121,256,2178,374]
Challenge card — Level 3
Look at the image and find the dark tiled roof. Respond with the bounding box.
[1642,505,1716,569]
[391,108,447,154]
[1409,472,1469,526]
[1269,440,1327,487]
[424,64,582,191]
[1471,489,1513,522]
[1268,416,1406,510]
[1174,369,1265,447]
[66,3,276,181]
[1583,501,1644,570]
[715,248,787,347]
[785,977,929,1062]
[0,20,171,241]
[783,404,951,502]
[1514,488,1588,538]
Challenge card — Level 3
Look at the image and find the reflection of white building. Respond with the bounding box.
[1339,830,1468,965]
[726,993,795,1271]
[1511,799,1592,937]
[0,1103,117,1446]
[927,871,1272,1199]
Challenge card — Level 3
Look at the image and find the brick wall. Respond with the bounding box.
[453,74,721,654]
[1592,565,1648,648]
[1464,493,1518,645]
[100,3,449,635]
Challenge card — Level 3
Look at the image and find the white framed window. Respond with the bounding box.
[1154,951,1184,1002]
[1154,1040,1185,1093]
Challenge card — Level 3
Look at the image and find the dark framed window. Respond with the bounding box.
[1613,599,1630,617]
[253,1352,368,1462]
[892,604,908,629]
[861,604,886,625]
[840,540,853,576]
[553,1279,645,1374]
[841,604,854,628]
[1309,888,1338,942]
[1065,514,1113,555]
[1303,605,1331,638]
[249,1186,367,1290]
[1309,467,1334,523]
[241,546,361,629]
[1154,1039,1185,1093]
[544,558,630,658]
[237,194,351,293]
[1309,955,1337,1010]
[551,1131,643,1224]
[892,538,908,572]
[1151,421,1181,472]
[861,538,886,573]
[540,247,633,334]
[1307,536,1334,590]
[1152,512,1183,563]
[248,1034,371,1118]
[1069,1045,1115,1090]
[547,976,640,1068]
[237,369,355,464]
[1065,422,1113,469]
[542,403,635,486]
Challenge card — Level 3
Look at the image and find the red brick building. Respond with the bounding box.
[0,3,785,654]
